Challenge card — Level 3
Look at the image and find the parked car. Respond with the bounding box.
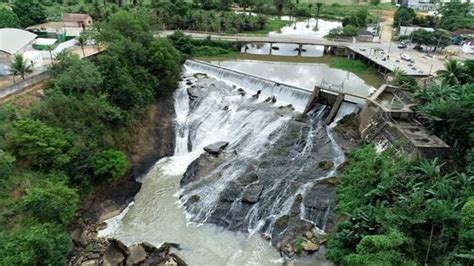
[400,53,411,61]
[398,42,407,49]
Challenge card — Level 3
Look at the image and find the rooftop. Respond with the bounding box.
[61,13,91,22]
[0,28,37,55]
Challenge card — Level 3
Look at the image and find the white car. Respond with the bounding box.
[400,53,411,61]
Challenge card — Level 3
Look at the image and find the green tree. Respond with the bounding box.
[12,0,47,28]
[456,197,474,263]
[22,181,78,225]
[0,8,21,28]
[52,58,103,96]
[92,149,128,180]
[0,149,15,178]
[9,54,33,81]
[436,59,469,85]
[394,7,416,27]
[0,223,72,265]
[315,2,322,20]
[77,34,88,57]
[11,119,77,169]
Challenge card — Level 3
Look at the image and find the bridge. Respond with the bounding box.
[158,31,433,77]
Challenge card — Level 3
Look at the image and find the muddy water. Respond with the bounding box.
[208,59,379,99]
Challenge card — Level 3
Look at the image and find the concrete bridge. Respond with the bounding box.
[158,31,433,77]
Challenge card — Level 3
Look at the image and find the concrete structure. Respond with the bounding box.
[359,84,449,159]
[399,26,434,37]
[61,13,93,29]
[27,22,84,37]
[0,28,37,75]
[462,40,474,54]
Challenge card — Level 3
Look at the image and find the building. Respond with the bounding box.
[399,26,434,36]
[61,13,93,29]
[0,28,37,75]
[461,40,474,54]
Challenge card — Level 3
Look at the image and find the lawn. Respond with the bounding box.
[328,57,378,74]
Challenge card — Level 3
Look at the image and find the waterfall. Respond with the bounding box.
[102,62,355,265]
[184,60,312,112]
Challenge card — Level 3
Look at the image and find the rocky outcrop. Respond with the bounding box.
[68,96,176,264]
[203,141,229,156]
[71,239,187,266]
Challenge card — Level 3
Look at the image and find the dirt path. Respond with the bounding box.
[379,10,395,44]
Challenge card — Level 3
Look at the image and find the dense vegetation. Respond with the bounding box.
[327,60,474,265]
[0,10,182,265]
[395,2,474,32]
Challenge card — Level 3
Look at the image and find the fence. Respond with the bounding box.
[0,71,49,100]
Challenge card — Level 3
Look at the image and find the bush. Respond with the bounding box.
[22,181,78,225]
[0,223,72,265]
[11,119,77,170]
[92,149,128,180]
[0,149,15,178]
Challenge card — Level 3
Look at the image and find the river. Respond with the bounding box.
[99,18,378,266]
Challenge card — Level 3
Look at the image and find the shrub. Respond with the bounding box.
[22,181,78,225]
[92,149,128,180]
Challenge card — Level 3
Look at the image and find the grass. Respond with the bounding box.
[329,58,378,74]
[244,19,290,36]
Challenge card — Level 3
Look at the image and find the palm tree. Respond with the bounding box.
[9,54,33,82]
[436,59,469,85]
[315,2,322,20]
[77,34,87,58]
[389,67,406,85]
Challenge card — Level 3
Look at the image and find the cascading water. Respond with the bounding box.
[102,61,353,266]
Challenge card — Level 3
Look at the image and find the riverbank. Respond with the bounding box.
[68,96,176,264]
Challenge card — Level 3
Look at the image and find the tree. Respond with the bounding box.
[274,0,288,15]
[238,0,253,12]
[0,223,72,265]
[11,119,77,169]
[315,2,322,20]
[0,149,15,178]
[22,181,78,225]
[394,7,416,27]
[52,57,103,96]
[436,59,469,85]
[77,34,88,57]
[0,8,21,28]
[12,0,47,28]
[92,149,128,180]
[9,54,33,81]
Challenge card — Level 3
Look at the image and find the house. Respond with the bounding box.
[61,13,93,29]
[461,40,474,54]
[0,28,37,75]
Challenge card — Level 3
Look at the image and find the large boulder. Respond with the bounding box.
[242,183,263,203]
[203,141,229,156]
[103,244,125,266]
[126,245,147,265]
[220,181,243,202]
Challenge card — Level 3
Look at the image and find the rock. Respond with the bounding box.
[251,90,261,99]
[142,241,158,253]
[185,81,193,86]
[301,239,320,252]
[223,105,229,111]
[236,88,246,96]
[126,245,147,265]
[305,231,313,240]
[109,238,130,256]
[278,104,294,111]
[283,243,295,257]
[242,183,263,203]
[275,215,289,228]
[103,244,125,266]
[186,87,200,100]
[220,181,243,202]
[188,194,200,203]
[318,160,334,170]
[264,96,276,103]
[203,141,229,156]
[237,167,258,185]
[159,257,178,266]
[284,261,296,266]
[81,260,100,266]
[321,176,338,185]
[168,254,187,266]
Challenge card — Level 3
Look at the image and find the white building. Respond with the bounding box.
[462,40,474,54]
[0,28,37,75]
